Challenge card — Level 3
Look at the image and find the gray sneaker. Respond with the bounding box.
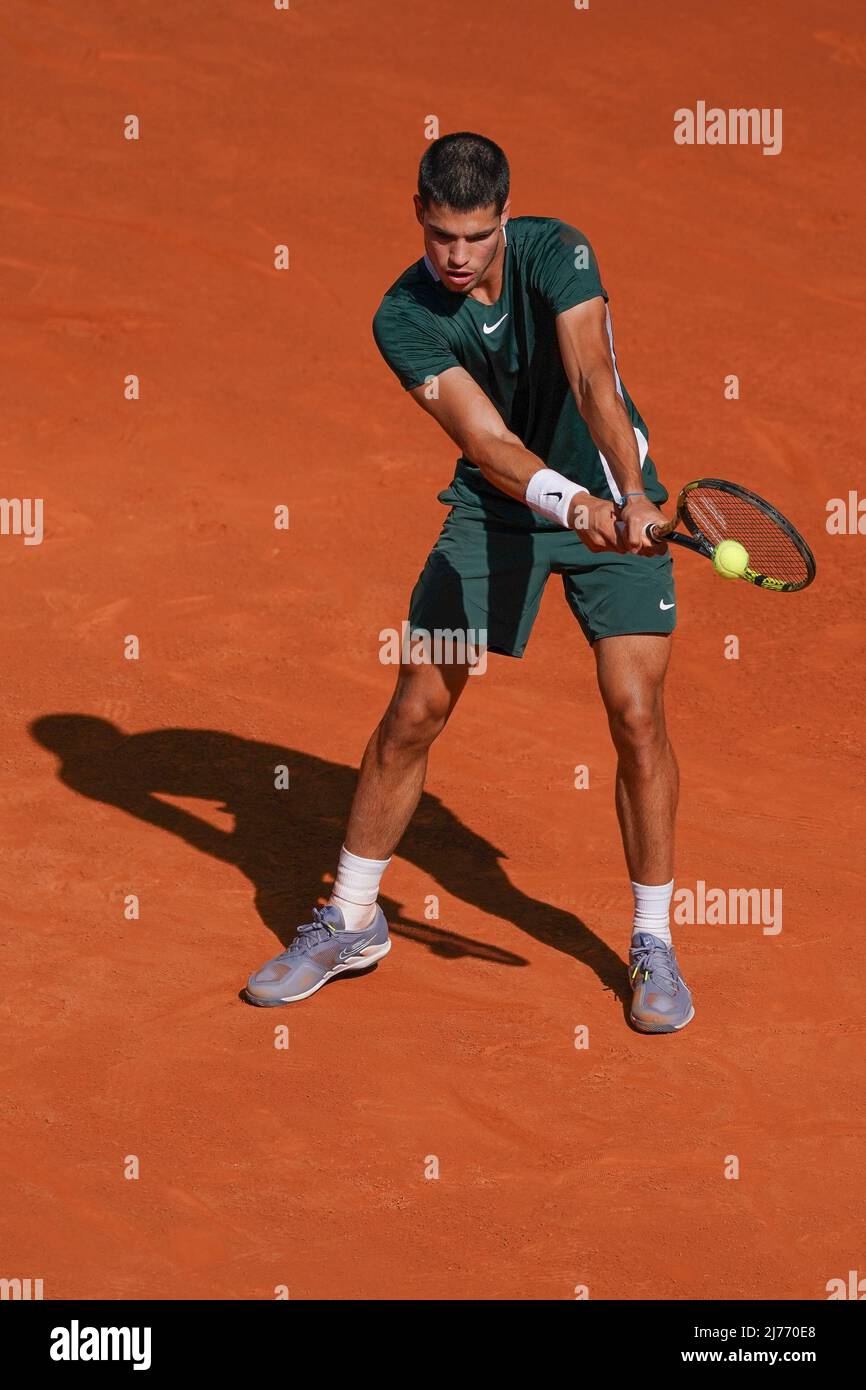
[629,932,695,1033]
[244,904,390,1006]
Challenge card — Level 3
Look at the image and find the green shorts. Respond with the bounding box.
[408,507,677,657]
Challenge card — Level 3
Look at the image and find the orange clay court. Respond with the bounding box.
[1,0,864,1300]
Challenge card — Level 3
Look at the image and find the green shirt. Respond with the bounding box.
[372,215,666,529]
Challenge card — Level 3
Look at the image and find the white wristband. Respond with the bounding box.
[525,469,589,528]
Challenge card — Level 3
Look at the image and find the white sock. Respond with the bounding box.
[329,845,391,931]
[631,879,674,947]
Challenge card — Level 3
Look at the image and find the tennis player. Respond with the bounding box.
[246,132,694,1033]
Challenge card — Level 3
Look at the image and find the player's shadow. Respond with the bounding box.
[28,715,631,1007]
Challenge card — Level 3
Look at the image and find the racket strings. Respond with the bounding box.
[685,487,811,585]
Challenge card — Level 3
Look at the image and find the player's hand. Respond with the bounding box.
[615,494,669,555]
[569,493,626,552]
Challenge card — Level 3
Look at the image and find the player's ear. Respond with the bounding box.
[499,198,511,232]
[413,194,425,226]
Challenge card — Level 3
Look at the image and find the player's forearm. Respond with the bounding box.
[465,431,547,504]
[468,432,594,530]
[575,376,644,497]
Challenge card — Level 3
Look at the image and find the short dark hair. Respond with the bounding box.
[418,132,510,214]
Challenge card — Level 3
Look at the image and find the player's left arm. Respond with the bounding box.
[556,297,666,554]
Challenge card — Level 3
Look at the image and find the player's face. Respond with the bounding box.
[414,197,508,293]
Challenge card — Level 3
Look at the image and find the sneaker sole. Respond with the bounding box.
[630,1003,695,1034]
[243,939,392,1007]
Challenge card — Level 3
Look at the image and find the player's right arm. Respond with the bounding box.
[409,366,620,550]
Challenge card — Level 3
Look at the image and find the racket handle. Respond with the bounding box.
[645,517,677,541]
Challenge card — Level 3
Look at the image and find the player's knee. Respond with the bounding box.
[380,691,450,754]
[608,694,665,760]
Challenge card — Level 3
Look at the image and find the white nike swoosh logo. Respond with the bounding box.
[337,933,376,962]
[482,313,509,334]
[659,599,675,610]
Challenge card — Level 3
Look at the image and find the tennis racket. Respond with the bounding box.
[646,478,816,592]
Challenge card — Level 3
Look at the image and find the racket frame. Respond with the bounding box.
[649,478,816,592]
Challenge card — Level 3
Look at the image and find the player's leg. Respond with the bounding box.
[559,544,693,1032]
[594,632,692,1032]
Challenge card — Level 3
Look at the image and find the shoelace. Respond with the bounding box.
[284,908,337,956]
[630,938,679,996]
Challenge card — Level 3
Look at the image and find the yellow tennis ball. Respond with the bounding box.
[712,538,750,579]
